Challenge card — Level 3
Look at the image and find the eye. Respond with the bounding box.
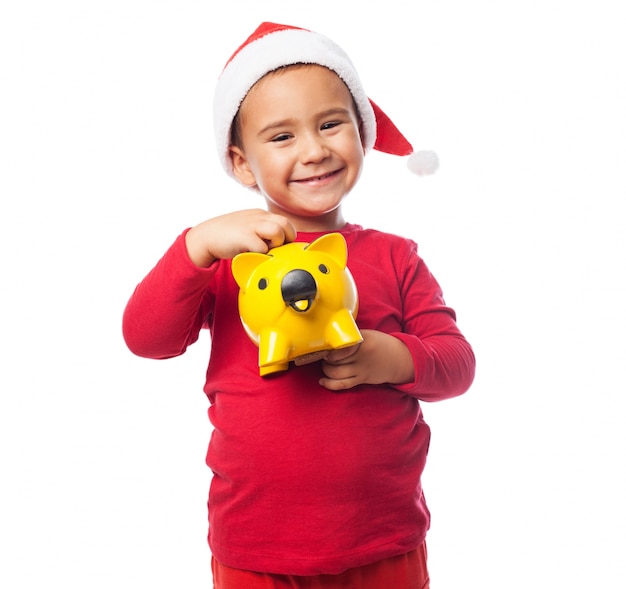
[258,278,268,290]
[318,264,329,274]
[321,121,341,131]
[271,133,292,142]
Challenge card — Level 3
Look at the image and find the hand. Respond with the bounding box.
[185,209,297,267]
[318,329,415,391]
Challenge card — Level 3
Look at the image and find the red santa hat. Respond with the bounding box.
[213,22,438,179]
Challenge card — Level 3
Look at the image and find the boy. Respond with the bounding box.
[123,22,475,589]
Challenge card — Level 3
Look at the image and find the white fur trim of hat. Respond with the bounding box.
[213,22,438,179]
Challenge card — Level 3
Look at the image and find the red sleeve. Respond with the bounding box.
[122,229,218,359]
[392,330,475,401]
[389,241,475,402]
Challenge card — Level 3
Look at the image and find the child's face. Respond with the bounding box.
[229,65,365,231]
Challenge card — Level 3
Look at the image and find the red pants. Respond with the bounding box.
[211,542,429,589]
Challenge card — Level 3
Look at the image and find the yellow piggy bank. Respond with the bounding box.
[231,232,362,376]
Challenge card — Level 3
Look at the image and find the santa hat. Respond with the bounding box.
[213,22,438,179]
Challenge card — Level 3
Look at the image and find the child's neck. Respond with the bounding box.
[272,208,346,234]
[295,215,346,234]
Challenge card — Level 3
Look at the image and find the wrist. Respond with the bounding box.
[185,227,217,268]
[387,336,415,385]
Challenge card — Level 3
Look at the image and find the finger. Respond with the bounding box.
[256,220,293,249]
[278,218,297,243]
[319,376,355,391]
[259,213,296,236]
[265,213,297,243]
[239,235,274,255]
[325,343,361,364]
[321,361,358,382]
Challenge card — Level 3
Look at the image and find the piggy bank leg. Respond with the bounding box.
[259,362,289,376]
[325,310,363,349]
[258,330,291,376]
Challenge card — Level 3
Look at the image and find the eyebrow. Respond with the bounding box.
[257,108,353,137]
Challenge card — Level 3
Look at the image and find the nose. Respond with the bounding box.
[281,269,317,313]
[299,132,329,164]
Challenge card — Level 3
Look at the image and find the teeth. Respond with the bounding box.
[309,172,330,181]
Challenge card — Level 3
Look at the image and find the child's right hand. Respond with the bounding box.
[184,208,297,267]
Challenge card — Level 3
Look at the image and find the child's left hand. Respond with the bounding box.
[318,330,414,391]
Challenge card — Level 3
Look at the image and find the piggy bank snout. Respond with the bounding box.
[281,269,317,313]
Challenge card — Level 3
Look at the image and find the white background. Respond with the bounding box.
[1,1,624,587]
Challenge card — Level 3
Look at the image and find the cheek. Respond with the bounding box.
[341,128,366,161]
[348,141,365,173]
[255,151,291,180]
[249,158,286,195]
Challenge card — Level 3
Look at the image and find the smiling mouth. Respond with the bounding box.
[294,170,340,183]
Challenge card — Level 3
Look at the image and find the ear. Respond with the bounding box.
[229,145,257,187]
[231,251,270,288]
[305,233,348,268]
[358,119,367,153]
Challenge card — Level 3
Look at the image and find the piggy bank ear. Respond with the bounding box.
[231,252,270,288]
[305,233,348,268]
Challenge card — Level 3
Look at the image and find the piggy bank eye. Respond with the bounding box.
[318,264,329,274]
[258,278,268,290]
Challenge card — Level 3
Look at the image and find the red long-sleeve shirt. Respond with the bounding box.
[122,223,475,575]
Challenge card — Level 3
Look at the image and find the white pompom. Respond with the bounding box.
[407,150,439,176]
